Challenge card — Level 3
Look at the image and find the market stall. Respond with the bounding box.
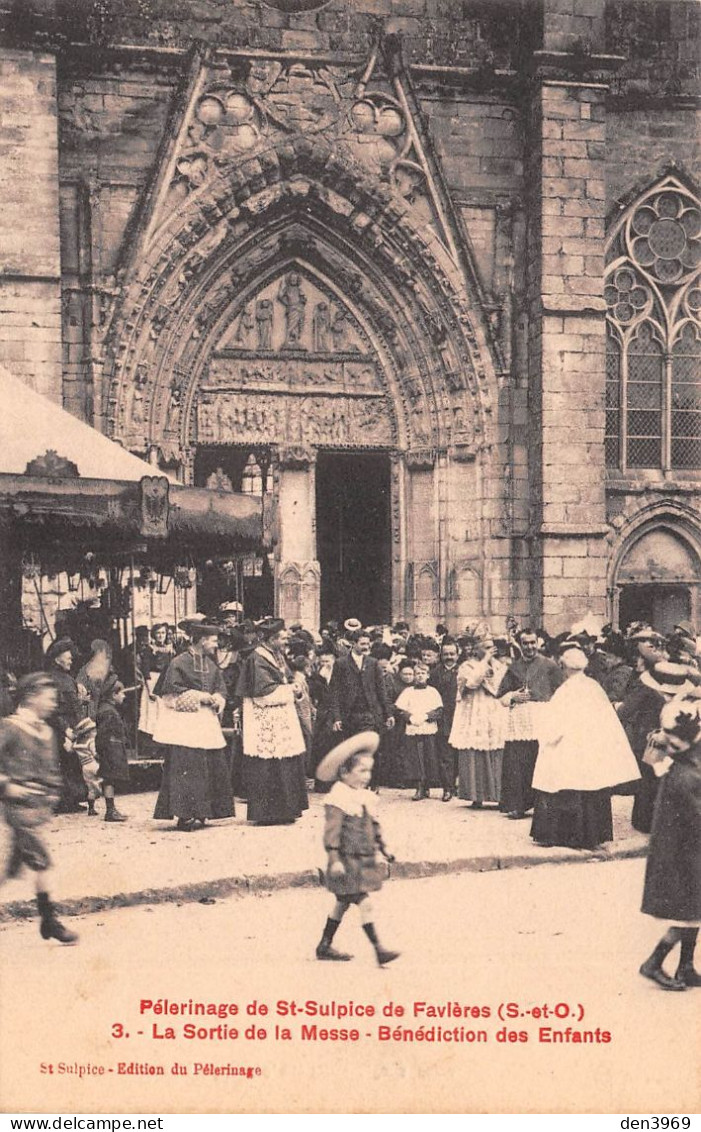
[0,367,273,672]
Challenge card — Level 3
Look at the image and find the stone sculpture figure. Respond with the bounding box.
[166,383,182,432]
[278,272,307,348]
[256,299,274,349]
[130,368,148,427]
[330,305,349,351]
[235,303,256,347]
[312,301,331,352]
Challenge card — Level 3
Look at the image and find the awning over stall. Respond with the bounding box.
[0,366,167,482]
[0,367,272,553]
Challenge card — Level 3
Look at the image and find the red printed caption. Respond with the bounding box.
[110,996,612,1045]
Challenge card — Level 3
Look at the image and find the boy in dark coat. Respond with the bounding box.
[0,673,78,944]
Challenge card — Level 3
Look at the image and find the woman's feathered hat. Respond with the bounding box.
[659,697,701,745]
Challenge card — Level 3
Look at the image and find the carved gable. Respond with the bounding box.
[136,37,462,265]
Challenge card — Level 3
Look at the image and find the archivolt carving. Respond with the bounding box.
[104,136,497,464]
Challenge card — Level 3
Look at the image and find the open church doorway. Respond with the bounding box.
[316,451,392,628]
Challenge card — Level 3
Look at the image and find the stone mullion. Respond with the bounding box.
[620,331,628,476]
[663,352,673,474]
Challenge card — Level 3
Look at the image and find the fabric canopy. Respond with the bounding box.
[0,366,165,482]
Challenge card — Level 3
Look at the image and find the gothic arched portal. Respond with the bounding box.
[103,52,500,628]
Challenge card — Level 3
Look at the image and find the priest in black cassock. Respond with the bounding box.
[235,618,309,825]
[152,623,234,831]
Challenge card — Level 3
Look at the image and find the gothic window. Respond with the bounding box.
[241,452,272,495]
[605,175,701,473]
[671,322,701,469]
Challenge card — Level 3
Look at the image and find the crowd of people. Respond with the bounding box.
[0,609,699,981]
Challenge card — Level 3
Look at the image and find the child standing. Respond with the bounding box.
[315,732,399,966]
[96,680,131,822]
[67,716,102,815]
[394,662,444,800]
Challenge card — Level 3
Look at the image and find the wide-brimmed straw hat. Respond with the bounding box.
[640,662,694,698]
[316,731,380,783]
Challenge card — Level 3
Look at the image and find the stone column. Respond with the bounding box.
[404,447,439,631]
[0,49,62,402]
[274,446,320,629]
[525,7,619,633]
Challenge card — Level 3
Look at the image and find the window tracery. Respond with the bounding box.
[605,175,701,472]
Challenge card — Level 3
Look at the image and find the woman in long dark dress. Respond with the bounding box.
[639,697,701,990]
[235,618,308,825]
[153,624,234,831]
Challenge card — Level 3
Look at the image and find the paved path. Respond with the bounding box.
[0,859,693,1114]
[0,788,647,920]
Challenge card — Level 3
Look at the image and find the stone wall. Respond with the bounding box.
[0,0,698,632]
[0,50,62,401]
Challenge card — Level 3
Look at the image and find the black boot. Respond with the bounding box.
[37,892,78,945]
[640,932,685,990]
[105,798,128,823]
[316,917,352,961]
[363,922,400,967]
[675,928,701,988]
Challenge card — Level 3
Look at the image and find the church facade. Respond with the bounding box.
[1,0,699,633]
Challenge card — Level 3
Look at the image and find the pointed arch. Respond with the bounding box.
[103,136,499,467]
[605,171,701,472]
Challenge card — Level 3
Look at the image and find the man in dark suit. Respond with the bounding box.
[429,635,461,800]
[329,629,395,739]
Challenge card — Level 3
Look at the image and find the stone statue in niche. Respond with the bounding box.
[166,382,182,433]
[452,405,474,447]
[277,273,307,349]
[206,466,234,493]
[235,303,255,347]
[312,302,331,352]
[255,299,274,349]
[330,305,350,352]
[129,366,149,428]
[412,402,431,445]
